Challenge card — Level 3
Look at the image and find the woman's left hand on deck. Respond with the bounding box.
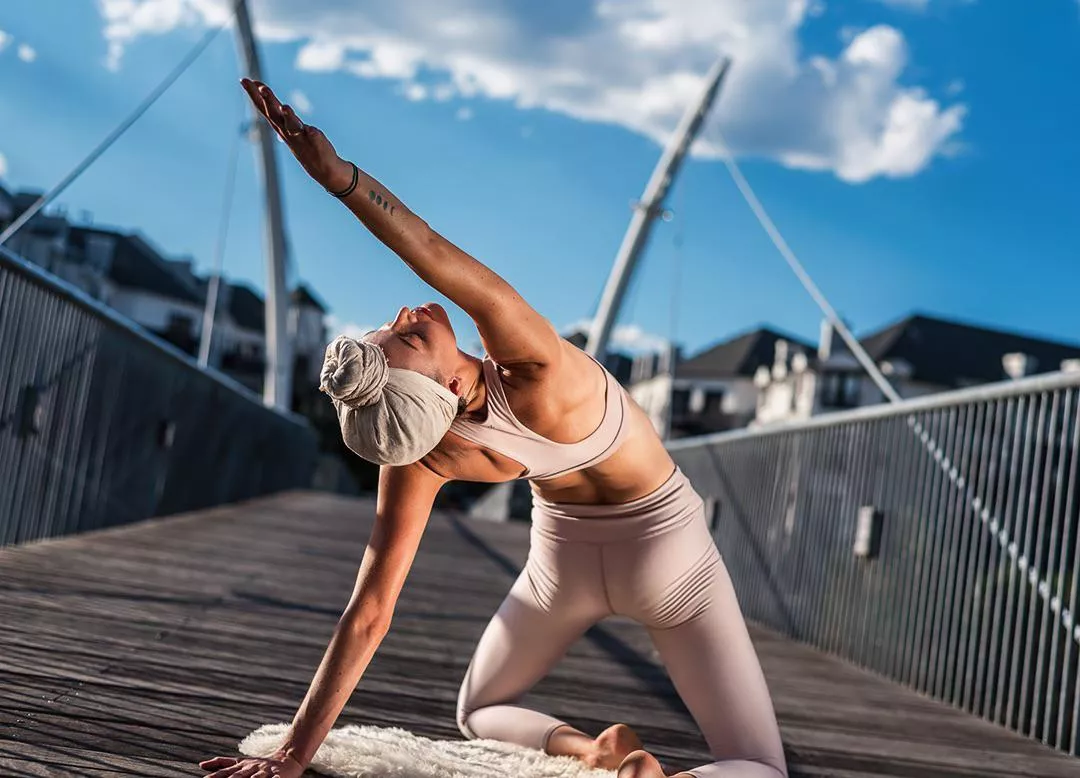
[198,751,305,778]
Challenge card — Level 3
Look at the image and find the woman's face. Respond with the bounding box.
[362,303,459,384]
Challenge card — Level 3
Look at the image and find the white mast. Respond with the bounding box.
[586,56,731,363]
[234,0,293,410]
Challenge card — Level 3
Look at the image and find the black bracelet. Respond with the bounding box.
[328,161,359,199]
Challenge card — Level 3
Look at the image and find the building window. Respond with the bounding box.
[842,375,861,406]
[167,313,194,336]
[671,389,689,416]
[820,372,861,409]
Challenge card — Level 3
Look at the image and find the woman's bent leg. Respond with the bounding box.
[646,557,786,778]
[457,542,608,752]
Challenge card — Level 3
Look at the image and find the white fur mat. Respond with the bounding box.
[240,724,616,778]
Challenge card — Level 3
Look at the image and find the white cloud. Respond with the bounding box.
[325,315,378,341]
[872,0,931,10]
[402,82,428,102]
[455,106,473,121]
[0,152,7,178]
[0,30,12,52]
[288,89,313,114]
[17,44,37,63]
[946,78,965,96]
[563,319,670,354]
[296,39,345,72]
[93,0,965,183]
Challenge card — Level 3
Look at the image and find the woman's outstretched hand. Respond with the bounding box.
[198,752,305,778]
[241,78,353,193]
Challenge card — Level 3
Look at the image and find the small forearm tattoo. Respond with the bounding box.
[369,189,396,215]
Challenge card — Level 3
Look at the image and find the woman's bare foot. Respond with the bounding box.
[546,723,643,770]
[588,724,644,770]
[617,750,666,778]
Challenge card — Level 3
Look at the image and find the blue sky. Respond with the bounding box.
[0,0,1077,357]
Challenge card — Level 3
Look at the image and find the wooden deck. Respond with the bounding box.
[1,492,1078,778]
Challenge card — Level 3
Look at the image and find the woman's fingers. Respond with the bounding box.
[240,79,277,131]
[199,756,237,770]
[206,765,243,778]
[282,104,305,137]
[240,79,286,139]
[258,84,288,127]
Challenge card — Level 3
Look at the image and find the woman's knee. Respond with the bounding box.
[456,706,476,740]
[456,678,478,740]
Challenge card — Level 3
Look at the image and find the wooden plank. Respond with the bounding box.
[1,491,1078,777]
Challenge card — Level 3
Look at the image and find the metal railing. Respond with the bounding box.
[0,246,318,547]
[669,372,1080,756]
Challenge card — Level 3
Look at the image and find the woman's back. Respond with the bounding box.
[424,340,675,505]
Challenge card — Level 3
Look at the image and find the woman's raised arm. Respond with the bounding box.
[242,79,563,371]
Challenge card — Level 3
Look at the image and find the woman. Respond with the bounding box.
[199,79,787,778]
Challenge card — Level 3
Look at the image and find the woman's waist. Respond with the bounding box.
[530,466,705,543]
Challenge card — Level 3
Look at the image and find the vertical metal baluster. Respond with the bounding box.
[999,394,1043,728]
[1052,392,1080,749]
[33,287,75,540]
[2,278,38,544]
[827,423,851,656]
[940,402,982,703]
[812,425,838,649]
[802,427,825,647]
[822,423,844,655]
[886,413,927,679]
[0,270,21,541]
[901,408,942,685]
[1035,389,1074,744]
[929,404,970,697]
[790,429,814,641]
[876,414,911,674]
[914,407,958,692]
[856,419,890,669]
[1018,392,1058,734]
[847,421,875,666]
[984,396,1024,720]
[961,400,1001,712]
[63,316,103,539]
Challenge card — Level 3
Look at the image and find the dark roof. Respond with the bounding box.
[676,327,813,380]
[291,284,328,313]
[565,329,589,349]
[69,227,202,304]
[860,314,1080,387]
[227,283,266,332]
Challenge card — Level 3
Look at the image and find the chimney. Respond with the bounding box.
[1062,359,1080,375]
[1003,353,1037,380]
[772,339,789,380]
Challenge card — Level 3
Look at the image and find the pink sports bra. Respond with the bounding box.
[448,353,631,481]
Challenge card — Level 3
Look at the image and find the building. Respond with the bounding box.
[754,314,1080,426]
[629,327,812,439]
[1,191,329,402]
[561,327,633,385]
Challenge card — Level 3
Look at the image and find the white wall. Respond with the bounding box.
[720,378,758,415]
[110,289,203,334]
[629,373,673,437]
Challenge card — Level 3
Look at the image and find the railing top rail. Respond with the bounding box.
[0,245,310,428]
[667,368,1080,449]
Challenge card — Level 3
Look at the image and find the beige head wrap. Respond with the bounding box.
[320,335,459,467]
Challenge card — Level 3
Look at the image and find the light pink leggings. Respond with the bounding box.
[456,468,788,778]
